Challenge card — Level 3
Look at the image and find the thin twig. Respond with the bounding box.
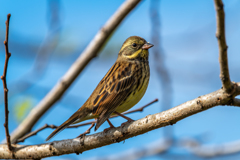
[1,83,240,159]
[0,0,62,106]
[214,0,233,93]
[16,99,158,143]
[10,0,142,144]
[1,14,12,151]
[16,124,57,143]
[110,98,158,116]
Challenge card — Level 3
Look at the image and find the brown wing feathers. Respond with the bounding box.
[94,91,129,131]
[92,62,136,131]
[46,115,78,141]
[46,106,90,141]
[46,61,139,140]
[45,36,151,141]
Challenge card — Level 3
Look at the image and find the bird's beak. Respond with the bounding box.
[142,43,154,50]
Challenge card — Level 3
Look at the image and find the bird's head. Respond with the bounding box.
[118,36,154,61]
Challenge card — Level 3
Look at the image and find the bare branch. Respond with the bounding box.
[15,99,158,143]
[182,138,240,157]
[15,124,57,143]
[10,0,141,144]
[1,84,240,159]
[89,138,172,160]
[1,14,12,151]
[214,0,233,93]
[0,0,63,104]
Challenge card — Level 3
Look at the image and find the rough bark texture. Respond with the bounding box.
[1,83,240,159]
[1,0,239,159]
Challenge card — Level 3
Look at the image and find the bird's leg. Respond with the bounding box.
[103,119,115,133]
[77,122,95,138]
[107,119,115,128]
[114,111,134,127]
[114,111,134,122]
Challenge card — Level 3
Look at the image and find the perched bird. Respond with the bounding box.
[46,36,153,141]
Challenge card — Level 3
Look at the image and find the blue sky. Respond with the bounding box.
[1,0,240,159]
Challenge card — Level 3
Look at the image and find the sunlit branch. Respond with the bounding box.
[214,0,233,93]
[1,84,240,159]
[16,99,158,143]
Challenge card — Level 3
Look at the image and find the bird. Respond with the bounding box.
[46,36,153,141]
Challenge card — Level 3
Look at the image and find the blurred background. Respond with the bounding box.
[1,0,240,159]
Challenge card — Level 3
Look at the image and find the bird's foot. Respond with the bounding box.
[114,111,134,126]
[77,132,88,139]
[77,122,95,138]
[103,126,115,133]
[103,119,115,133]
[121,119,134,127]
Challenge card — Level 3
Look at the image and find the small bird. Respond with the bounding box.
[46,36,153,141]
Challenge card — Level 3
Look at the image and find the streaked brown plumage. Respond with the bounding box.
[46,36,153,141]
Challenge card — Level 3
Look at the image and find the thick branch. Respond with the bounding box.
[10,0,141,143]
[15,99,158,143]
[1,14,12,151]
[1,84,240,159]
[232,98,240,107]
[214,0,232,92]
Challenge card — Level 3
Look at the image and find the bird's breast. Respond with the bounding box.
[115,62,150,113]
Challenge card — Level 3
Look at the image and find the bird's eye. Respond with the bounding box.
[132,43,137,47]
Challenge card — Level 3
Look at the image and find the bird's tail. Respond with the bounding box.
[46,107,90,141]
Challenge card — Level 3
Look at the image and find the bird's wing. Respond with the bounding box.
[46,107,90,141]
[92,62,138,131]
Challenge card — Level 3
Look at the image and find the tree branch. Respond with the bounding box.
[182,138,240,157]
[89,138,172,160]
[214,0,232,93]
[10,0,142,144]
[1,84,240,159]
[1,14,12,151]
[232,98,240,107]
[15,99,158,143]
[0,0,63,106]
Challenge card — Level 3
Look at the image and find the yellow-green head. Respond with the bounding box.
[118,36,153,61]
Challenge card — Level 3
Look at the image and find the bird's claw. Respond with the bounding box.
[103,126,115,133]
[121,119,134,127]
[77,132,87,139]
